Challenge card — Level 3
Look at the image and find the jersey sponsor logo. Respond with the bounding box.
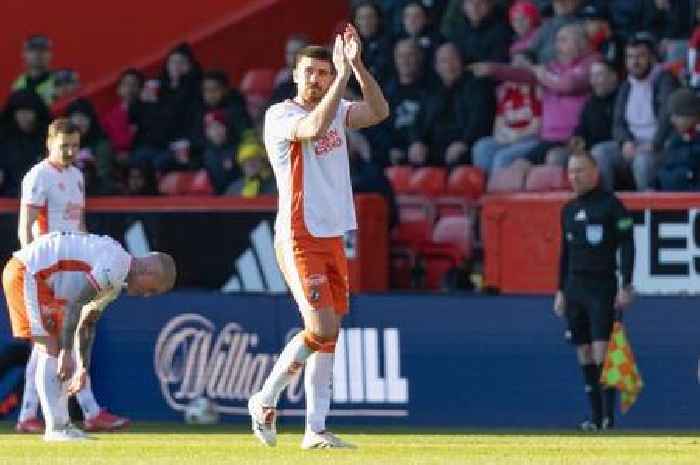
[585,224,603,245]
[313,128,343,157]
[154,314,409,417]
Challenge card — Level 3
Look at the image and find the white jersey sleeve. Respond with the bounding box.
[21,166,48,207]
[264,102,306,162]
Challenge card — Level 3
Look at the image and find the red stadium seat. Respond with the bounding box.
[525,165,570,192]
[408,167,447,197]
[487,161,530,193]
[384,166,414,194]
[158,172,196,195]
[392,217,431,247]
[430,216,474,259]
[416,216,474,290]
[188,169,214,195]
[446,166,486,200]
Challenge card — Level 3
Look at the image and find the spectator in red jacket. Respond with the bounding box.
[101,69,144,164]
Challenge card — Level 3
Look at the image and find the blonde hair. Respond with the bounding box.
[47,118,80,140]
[153,252,177,291]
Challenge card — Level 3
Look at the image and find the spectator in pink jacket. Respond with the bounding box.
[472,23,599,168]
[100,69,144,164]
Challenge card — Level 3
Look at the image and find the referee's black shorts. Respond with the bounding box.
[564,277,616,345]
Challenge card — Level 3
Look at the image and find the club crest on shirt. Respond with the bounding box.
[586,224,603,245]
[575,209,587,221]
[305,274,327,302]
[314,128,343,157]
[58,182,65,191]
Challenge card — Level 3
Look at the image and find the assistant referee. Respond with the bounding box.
[554,148,635,431]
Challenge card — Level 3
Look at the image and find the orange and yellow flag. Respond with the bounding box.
[600,322,644,413]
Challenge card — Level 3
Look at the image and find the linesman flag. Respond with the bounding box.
[600,322,644,413]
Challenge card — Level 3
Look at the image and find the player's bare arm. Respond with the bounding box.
[18,203,40,247]
[293,35,352,140]
[344,24,390,129]
[57,281,98,384]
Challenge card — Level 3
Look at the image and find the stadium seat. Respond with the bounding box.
[446,166,486,200]
[416,216,475,290]
[384,166,413,194]
[487,161,530,193]
[188,169,214,195]
[391,217,431,248]
[525,165,570,192]
[158,172,197,195]
[408,167,447,197]
[430,216,474,259]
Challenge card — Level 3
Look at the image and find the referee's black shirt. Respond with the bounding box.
[558,187,635,290]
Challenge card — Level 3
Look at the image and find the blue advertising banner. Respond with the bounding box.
[1,293,699,428]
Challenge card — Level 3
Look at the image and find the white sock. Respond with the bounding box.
[18,345,40,422]
[259,332,313,406]
[34,351,69,432]
[305,351,334,433]
[75,376,101,419]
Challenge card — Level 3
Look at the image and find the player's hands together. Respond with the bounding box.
[57,349,75,382]
[67,365,88,396]
[553,291,566,318]
[615,285,634,310]
[343,23,362,67]
[332,34,351,80]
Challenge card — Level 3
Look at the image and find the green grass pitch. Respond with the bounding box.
[0,422,698,465]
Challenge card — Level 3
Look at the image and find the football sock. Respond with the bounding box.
[305,348,335,433]
[18,345,40,422]
[35,351,69,432]
[259,331,314,407]
[75,376,101,420]
[582,363,603,426]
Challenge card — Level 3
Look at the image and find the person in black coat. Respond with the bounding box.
[444,0,513,65]
[407,42,495,166]
[0,90,50,196]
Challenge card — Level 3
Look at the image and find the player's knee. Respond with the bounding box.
[302,329,337,353]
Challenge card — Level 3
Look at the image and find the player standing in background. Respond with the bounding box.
[249,24,388,450]
[2,232,176,441]
[15,119,130,433]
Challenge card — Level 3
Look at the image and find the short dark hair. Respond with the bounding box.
[294,45,333,69]
[119,68,145,88]
[202,70,230,88]
[47,118,80,139]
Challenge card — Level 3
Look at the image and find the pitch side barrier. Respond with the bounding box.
[483,192,700,294]
[0,195,388,292]
[1,293,697,428]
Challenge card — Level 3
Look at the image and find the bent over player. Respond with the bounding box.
[16,118,130,433]
[249,24,388,449]
[2,232,176,441]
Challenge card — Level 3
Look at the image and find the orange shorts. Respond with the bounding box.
[275,234,349,315]
[2,258,65,339]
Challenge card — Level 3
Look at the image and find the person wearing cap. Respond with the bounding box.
[12,35,55,106]
[656,88,700,191]
[580,4,623,72]
[610,31,678,191]
[202,110,241,194]
[224,141,276,197]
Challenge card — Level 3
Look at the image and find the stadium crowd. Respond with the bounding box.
[2,0,700,201]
